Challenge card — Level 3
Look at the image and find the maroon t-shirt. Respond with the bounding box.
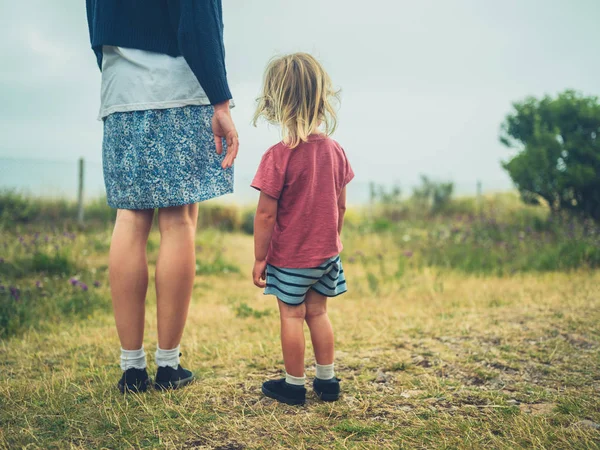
[251,134,354,268]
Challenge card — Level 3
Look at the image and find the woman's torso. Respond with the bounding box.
[98,46,211,120]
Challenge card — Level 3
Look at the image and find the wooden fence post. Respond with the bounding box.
[77,158,84,226]
[476,180,482,219]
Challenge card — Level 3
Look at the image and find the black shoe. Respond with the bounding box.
[262,379,306,405]
[313,377,340,401]
[117,368,150,394]
[154,365,195,390]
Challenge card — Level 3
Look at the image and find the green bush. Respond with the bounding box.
[500,90,600,220]
[0,190,114,227]
[197,204,240,231]
[85,197,115,224]
[412,175,454,213]
[409,217,600,275]
[241,209,255,235]
[0,191,44,224]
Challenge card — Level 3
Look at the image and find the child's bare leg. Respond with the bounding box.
[156,204,198,350]
[109,208,154,350]
[278,300,306,377]
[305,289,334,365]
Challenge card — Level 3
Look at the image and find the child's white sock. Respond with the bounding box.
[155,345,180,369]
[315,363,335,380]
[285,372,306,386]
[120,346,146,371]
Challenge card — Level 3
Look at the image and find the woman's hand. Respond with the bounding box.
[212,101,239,169]
[253,259,267,288]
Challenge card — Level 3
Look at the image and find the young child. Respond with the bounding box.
[251,53,354,405]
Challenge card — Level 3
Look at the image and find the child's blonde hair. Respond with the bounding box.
[253,52,339,148]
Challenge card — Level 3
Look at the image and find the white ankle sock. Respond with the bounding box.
[316,363,335,380]
[155,345,180,369]
[285,372,306,386]
[120,346,146,371]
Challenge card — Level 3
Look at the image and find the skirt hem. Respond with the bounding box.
[107,186,234,210]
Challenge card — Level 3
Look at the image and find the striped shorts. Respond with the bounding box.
[264,255,347,305]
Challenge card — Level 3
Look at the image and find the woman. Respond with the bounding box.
[86,0,239,393]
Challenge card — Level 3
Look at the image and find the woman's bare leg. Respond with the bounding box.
[155,204,198,350]
[109,208,154,350]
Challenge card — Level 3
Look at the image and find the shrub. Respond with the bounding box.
[197,204,240,231]
[241,209,255,235]
[412,175,454,214]
[500,90,600,220]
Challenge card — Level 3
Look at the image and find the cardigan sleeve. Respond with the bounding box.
[168,0,232,105]
[85,0,103,70]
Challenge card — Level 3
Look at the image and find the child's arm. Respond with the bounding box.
[253,192,278,288]
[338,186,347,235]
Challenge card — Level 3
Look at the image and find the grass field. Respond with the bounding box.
[1,195,600,449]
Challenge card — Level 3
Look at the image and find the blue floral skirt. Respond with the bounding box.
[102,105,234,209]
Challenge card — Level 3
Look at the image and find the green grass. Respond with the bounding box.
[0,194,599,448]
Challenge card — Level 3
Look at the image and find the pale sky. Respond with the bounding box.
[1,0,599,201]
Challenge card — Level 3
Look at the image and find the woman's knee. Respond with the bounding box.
[115,209,154,233]
[158,204,198,233]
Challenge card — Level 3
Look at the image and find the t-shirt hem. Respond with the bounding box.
[267,249,343,269]
[98,98,236,120]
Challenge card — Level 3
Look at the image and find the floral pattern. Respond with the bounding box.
[102,105,233,209]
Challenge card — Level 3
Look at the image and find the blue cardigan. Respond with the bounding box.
[86,0,232,105]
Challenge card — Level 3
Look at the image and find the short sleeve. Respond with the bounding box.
[251,149,286,200]
[342,149,354,187]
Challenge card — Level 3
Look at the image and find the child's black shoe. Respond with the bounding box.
[262,379,306,405]
[118,368,150,394]
[154,365,195,390]
[313,377,341,401]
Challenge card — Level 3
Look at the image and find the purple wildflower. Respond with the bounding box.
[18,236,24,244]
[93,281,101,288]
[44,235,49,243]
[0,284,5,291]
[69,277,78,286]
[79,283,88,292]
[10,286,20,301]
[36,280,42,288]
[403,251,413,258]
[0,257,4,264]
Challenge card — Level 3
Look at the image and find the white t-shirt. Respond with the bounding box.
[98,46,212,120]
